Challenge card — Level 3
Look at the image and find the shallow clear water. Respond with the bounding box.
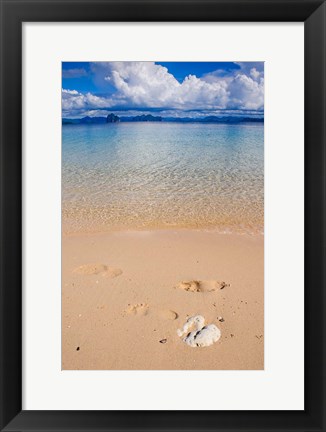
[62,122,264,233]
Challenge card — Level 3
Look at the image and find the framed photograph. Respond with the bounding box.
[61,59,265,371]
[0,0,325,431]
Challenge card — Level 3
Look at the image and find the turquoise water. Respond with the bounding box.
[62,122,264,233]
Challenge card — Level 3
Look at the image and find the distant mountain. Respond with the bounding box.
[200,116,263,123]
[63,114,263,125]
[164,116,264,124]
[128,114,162,122]
[62,116,107,125]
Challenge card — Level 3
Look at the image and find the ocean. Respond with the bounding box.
[62,122,264,234]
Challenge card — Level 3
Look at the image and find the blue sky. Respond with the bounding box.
[62,62,264,118]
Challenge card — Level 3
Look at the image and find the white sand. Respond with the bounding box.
[62,229,264,370]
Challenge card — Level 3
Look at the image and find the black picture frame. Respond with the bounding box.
[0,0,325,431]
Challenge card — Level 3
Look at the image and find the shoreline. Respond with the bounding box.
[62,229,264,370]
[62,225,265,238]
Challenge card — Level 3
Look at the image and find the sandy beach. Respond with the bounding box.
[61,62,264,371]
[62,229,264,370]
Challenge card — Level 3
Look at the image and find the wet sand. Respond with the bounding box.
[62,229,264,370]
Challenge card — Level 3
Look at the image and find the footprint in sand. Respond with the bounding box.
[176,280,229,293]
[126,303,149,316]
[159,310,178,321]
[73,264,122,279]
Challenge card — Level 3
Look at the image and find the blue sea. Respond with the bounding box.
[62,122,264,234]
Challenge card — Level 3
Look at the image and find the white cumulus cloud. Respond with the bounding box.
[62,88,115,111]
[62,61,264,116]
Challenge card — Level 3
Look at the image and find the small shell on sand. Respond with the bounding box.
[177,315,221,348]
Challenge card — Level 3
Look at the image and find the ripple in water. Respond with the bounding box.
[62,122,264,234]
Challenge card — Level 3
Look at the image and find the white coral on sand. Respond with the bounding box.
[177,315,221,348]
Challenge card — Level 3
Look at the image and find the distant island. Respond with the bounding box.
[62,113,264,125]
[106,113,120,123]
